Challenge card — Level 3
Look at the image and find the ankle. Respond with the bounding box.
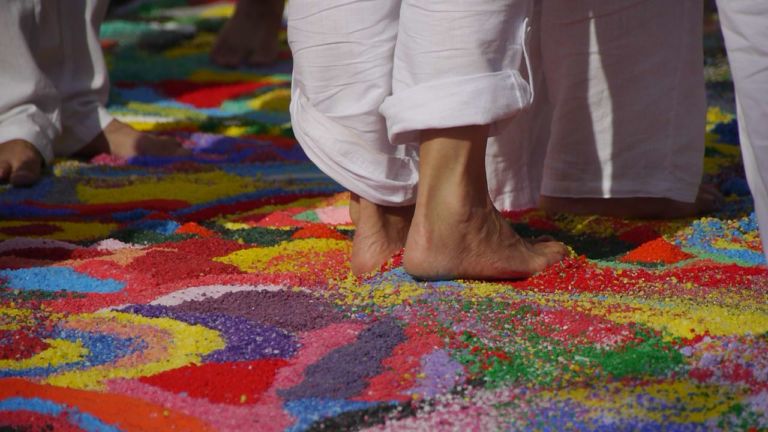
[416,125,491,216]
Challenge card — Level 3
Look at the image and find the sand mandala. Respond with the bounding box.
[1,2,767,431]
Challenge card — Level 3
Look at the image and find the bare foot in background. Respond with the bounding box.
[0,140,43,187]
[75,119,187,159]
[210,0,285,67]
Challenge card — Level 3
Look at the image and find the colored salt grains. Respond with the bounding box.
[1,3,765,430]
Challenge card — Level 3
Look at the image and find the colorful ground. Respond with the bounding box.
[1,2,767,431]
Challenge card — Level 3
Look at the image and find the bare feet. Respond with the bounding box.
[74,119,187,159]
[0,140,43,187]
[538,184,724,219]
[403,126,568,281]
[210,0,284,68]
[350,193,413,276]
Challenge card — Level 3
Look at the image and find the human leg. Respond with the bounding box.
[716,0,768,261]
[537,0,717,219]
[288,0,417,275]
[380,0,566,280]
[0,0,62,186]
[485,0,549,212]
[210,0,284,67]
[404,126,567,280]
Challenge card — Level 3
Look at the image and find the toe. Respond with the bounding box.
[10,170,40,187]
[532,240,570,265]
[246,47,279,66]
[0,161,11,183]
[210,37,245,68]
[211,52,241,68]
[9,157,42,187]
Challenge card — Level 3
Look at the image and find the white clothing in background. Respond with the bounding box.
[716,0,768,261]
[534,0,706,204]
[288,0,533,207]
[288,0,707,210]
[0,0,113,165]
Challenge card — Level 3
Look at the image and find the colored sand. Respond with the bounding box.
[0,3,766,431]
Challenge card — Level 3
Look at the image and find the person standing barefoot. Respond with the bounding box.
[403,126,567,280]
[210,0,285,67]
[288,0,568,279]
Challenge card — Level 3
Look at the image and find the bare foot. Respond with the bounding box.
[350,194,413,276]
[210,0,284,68]
[538,184,724,219]
[404,195,567,281]
[74,119,187,159]
[403,126,568,281]
[0,140,43,187]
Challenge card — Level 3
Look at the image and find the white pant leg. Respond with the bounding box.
[287,0,419,206]
[487,0,547,211]
[538,0,706,202]
[716,0,768,262]
[0,0,61,164]
[289,0,532,206]
[42,0,114,156]
[381,0,532,146]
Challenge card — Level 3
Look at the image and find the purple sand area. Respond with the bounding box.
[279,319,406,400]
[122,304,298,362]
[168,290,348,332]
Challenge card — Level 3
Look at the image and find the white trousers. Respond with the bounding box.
[0,0,113,165]
[288,0,706,210]
[491,0,706,209]
[288,0,533,207]
[525,0,705,205]
[716,0,768,261]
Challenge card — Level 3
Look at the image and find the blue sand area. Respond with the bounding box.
[0,397,121,432]
[0,267,124,293]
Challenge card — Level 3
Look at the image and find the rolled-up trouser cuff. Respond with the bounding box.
[380,70,532,145]
[0,111,57,165]
[291,86,419,207]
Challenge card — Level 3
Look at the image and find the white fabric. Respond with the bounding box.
[716,0,768,262]
[289,0,706,210]
[288,0,532,207]
[517,0,706,206]
[0,0,113,165]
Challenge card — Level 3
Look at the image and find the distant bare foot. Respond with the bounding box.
[0,140,43,187]
[402,126,568,281]
[210,0,284,67]
[74,119,187,159]
[351,194,413,276]
[538,184,724,219]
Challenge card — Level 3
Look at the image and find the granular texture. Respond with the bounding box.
[0,3,765,431]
